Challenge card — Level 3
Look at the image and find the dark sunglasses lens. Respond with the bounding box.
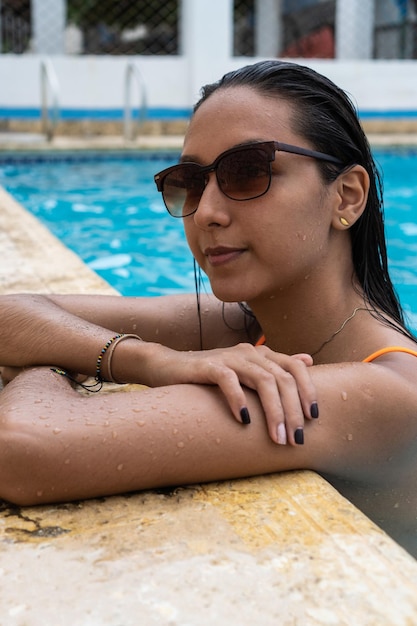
[217,148,271,200]
[163,165,206,217]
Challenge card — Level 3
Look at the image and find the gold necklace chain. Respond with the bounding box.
[311,307,368,357]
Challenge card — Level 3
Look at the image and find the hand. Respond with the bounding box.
[144,343,318,446]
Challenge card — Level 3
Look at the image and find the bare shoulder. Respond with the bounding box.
[304,353,417,554]
[306,354,417,479]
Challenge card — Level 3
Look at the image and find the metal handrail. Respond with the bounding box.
[124,62,147,142]
[40,58,60,142]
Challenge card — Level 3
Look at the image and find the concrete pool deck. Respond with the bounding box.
[0,125,417,152]
[1,137,417,624]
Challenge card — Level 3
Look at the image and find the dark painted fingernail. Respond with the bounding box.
[294,428,304,445]
[240,407,251,425]
[310,402,319,419]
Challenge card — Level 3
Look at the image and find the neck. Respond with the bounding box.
[250,285,367,360]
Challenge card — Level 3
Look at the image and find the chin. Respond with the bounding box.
[210,282,252,304]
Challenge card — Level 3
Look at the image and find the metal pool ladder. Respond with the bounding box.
[40,58,60,142]
[124,62,147,141]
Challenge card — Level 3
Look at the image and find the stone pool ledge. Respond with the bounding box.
[1,185,417,624]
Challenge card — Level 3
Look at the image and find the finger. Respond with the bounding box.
[265,352,319,421]
[254,368,305,445]
[211,367,253,426]
[220,361,296,445]
[291,353,314,367]
[272,369,306,445]
[213,360,309,445]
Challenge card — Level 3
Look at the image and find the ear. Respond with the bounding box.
[331,165,369,230]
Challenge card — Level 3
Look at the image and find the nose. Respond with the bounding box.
[192,172,231,229]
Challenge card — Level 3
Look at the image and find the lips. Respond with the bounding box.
[204,246,246,266]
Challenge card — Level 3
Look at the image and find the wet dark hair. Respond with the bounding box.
[194,60,414,339]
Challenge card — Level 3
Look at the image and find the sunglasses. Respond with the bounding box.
[154,140,343,218]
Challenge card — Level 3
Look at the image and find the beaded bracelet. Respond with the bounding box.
[51,333,142,392]
[95,333,124,381]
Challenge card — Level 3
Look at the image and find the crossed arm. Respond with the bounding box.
[0,293,316,445]
[0,357,415,506]
[1,292,417,506]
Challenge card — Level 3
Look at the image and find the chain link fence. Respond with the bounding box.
[0,0,416,58]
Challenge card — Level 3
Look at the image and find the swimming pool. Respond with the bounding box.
[0,148,417,331]
[0,151,197,297]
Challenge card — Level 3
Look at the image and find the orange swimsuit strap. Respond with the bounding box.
[362,346,417,362]
[255,336,417,362]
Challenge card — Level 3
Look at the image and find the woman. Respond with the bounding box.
[1,60,417,556]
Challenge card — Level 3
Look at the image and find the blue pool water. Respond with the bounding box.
[0,151,195,296]
[378,150,417,331]
[0,149,417,331]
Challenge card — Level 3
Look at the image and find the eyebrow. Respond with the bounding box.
[179,139,267,164]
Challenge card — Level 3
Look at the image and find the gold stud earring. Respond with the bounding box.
[340,217,349,227]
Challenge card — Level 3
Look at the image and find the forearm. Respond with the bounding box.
[2,358,414,506]
[0,293,215,387]
[0,367,302,505]
[0,292,205,387]
[0,294,118,374]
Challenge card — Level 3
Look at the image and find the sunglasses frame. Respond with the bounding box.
[154,140,344,218]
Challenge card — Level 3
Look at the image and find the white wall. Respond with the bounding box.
[0,0,416,121]
[1,55,416,119]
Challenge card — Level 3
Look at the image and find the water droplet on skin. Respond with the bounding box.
[52,428,62,435]
[215,438,221,445]
[173,428,179,435]
[177,441,185,448]
[117,464,124,471]
[347,433,353,441]
[187,435,194,441]
[37,491,43,497]
[38,414,49,420]
[64,459,70,465]
[112,431,118,439]
[341,391,348,400]
[136,420,146,427]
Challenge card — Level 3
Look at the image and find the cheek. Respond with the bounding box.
[253,212,326,270]
[183,221,202,262]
